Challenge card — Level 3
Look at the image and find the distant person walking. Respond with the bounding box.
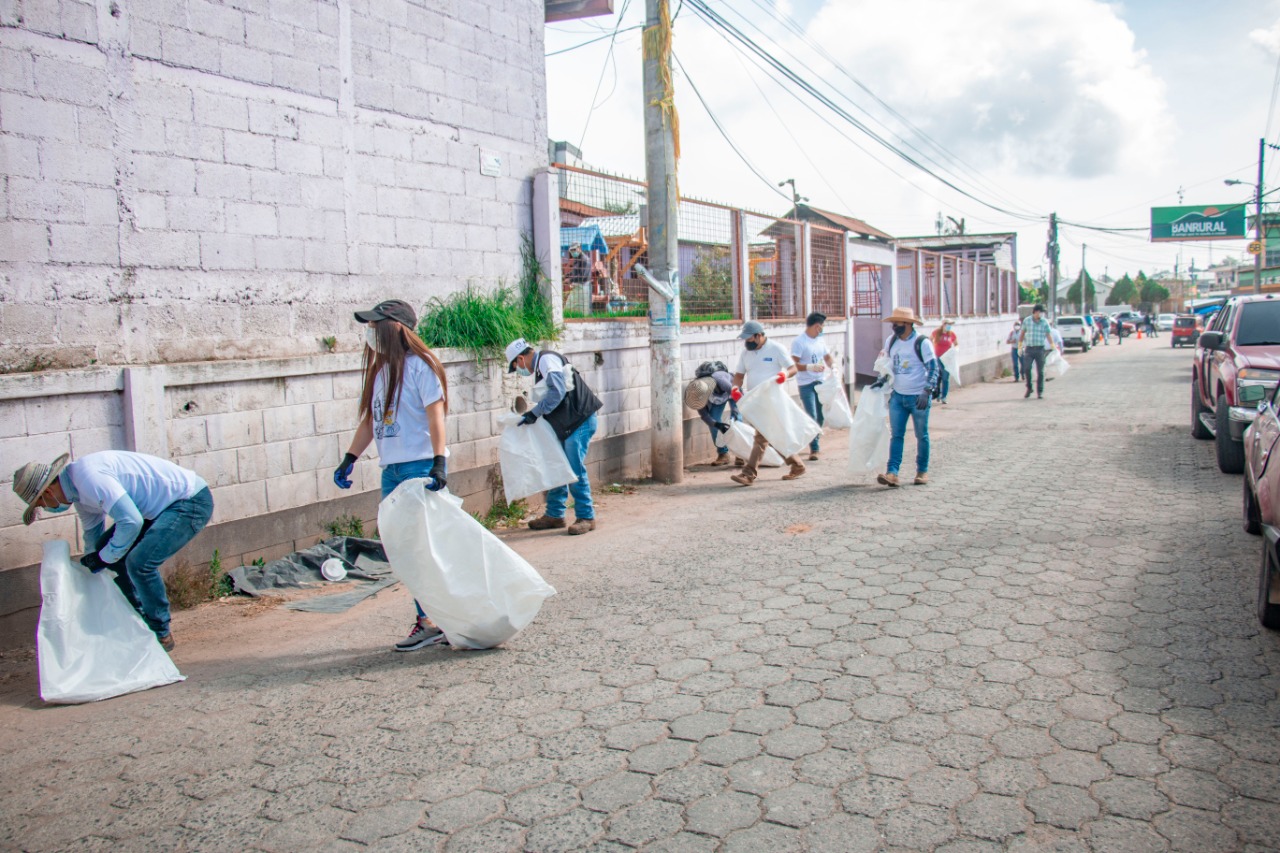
[791,312,834,460]
[1113,315,1124,345]
[931,319,958,404]
[1006,320,1022,381]
[873,306,938,487]
[1019,304,1053,399]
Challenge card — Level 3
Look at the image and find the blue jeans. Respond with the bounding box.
[887,391,930,476]
[546,413,597,520]
[797,382,824,453]
[937,364,951,401]
[706,401,729,457]
[1010,348,1021,380]
[382,458,437,620]
[99,488,214,638]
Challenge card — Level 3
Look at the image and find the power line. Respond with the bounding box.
[545,25,643,57]
[577,0,634,152]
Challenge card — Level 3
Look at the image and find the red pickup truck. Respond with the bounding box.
[1243,386,1280,627]
[1191,294,1280,473]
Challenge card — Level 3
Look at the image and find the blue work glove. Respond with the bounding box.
[425,455,447,491]
[518,411,537,427]
[869,378,886,390]
[916,390,932,410]
[80,552,108,573]
[334,452,357,489]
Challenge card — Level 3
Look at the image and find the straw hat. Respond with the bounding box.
[12,452,70,526]
[683,376,716,410]
[883,306,923,326]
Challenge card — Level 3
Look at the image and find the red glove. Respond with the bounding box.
[776,371,787,384]
[730,387,742,401]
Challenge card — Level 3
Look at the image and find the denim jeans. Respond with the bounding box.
[1023,346,1047,395]
[382,458,438,620]
[937,363,951,401]
[98,487,214,638]
[796,382,824,453]
[1010,348,1021,380]
[706,401,729,457]
[887,391,930,476]
[546,413,597,520]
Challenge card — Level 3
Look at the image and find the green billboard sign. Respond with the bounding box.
[1150,204,1246,242]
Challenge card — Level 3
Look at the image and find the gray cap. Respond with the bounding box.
[738,320,765,339]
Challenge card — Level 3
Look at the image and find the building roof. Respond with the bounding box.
[560,199,615,219]
[788,205,894,241]
[895,232,1018,250]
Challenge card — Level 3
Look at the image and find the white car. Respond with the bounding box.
[1157,313,1176,331]
[1056,315,1092,351]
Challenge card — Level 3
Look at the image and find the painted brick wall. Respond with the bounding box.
[0,0,548,371]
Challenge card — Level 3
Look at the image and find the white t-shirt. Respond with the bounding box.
[371,356,445,466]
[790,333,829,387]
[735,339,792,391]
[67,451,206,523]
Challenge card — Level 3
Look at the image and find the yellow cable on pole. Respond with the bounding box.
[642,0,680,163]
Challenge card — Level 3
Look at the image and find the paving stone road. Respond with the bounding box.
[3,336,1280,852]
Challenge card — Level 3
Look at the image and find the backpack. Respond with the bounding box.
[695,360,729,379]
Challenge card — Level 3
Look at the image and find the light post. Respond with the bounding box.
[1225,174,1262,295]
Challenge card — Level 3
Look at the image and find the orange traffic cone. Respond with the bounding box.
[1137,328,1143,339]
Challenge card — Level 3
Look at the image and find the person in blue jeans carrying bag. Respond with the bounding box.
[870,306,939,487]
[334,299,452,652]
[791,312,835,461]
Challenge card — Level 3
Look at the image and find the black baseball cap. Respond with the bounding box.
[354,299,417,328]
[806,312,826,327]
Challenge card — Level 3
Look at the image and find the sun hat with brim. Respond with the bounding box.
[683,377,716,410]
[883,306,923,326]
[13,452,70,526]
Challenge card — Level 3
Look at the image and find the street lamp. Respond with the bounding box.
[1226,178,1263,295]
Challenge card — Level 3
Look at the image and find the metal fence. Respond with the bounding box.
[897,249,1017,319]
[853,263,883,317]
[810,225,846,318]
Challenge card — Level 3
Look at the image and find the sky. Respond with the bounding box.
[544,0,1280,285]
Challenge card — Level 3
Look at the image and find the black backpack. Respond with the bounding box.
[695,360,729,379]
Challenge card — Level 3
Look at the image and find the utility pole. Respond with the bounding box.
[1255,137,1264,295]
[1081,243,1087,314]
[639,0,683,483]
[1048,212,1060,320]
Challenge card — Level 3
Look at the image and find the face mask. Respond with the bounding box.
[45,503,71,514]
[892,323,908,337]
[516,366,531,377]
[364,326,380,353]
[745,340,760,351]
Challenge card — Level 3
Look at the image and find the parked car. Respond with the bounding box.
[1107,315,1136,337]
[1171,314,1202,348]
[1191,294,1280,473]
[1056,315,1091,351]
[1157,313,1176,331]
[1242,385,1280,627]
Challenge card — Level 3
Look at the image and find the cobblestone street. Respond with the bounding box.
[3,336,1279,852]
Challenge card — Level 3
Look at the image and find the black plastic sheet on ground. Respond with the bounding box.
[227,537,399,613]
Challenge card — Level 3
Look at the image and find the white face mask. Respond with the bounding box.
[364,326,380,353]
[516,366,531,377]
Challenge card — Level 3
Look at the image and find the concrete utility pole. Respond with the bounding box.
[1255,137,1264,295]
[640,0,683,483]
[1048,212,1060,320]
[1081,243,1087,314]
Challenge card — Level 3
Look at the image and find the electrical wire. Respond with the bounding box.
[1267,50,1280,143]
[577,0,633,153]
[546,25,643,57]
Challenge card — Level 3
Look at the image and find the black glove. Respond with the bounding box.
[715,422,731,435]
[334,452,357,489]
[80,552,108,573]
[916,390,932,410]
[426,455,447,492]
[869,378,886,390]
[518,411,538,426]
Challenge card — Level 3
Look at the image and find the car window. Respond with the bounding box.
[1175,317,1196,328]
[1236,301,1280,346]
[1212,304,1234,332]
[1060,318,1082,325]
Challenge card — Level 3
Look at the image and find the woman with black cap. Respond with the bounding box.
[333,299,452,652]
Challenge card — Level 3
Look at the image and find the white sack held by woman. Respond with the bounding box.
[939,348,961,387]
[737,380,822,459]
[38,540,184,704]
[1045,349,1070,380]
[378,479,556,649]
[815,368,854,429]
[716,420,784,467]
[496,413,577,503]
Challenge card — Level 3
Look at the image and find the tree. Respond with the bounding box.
[1066,271,1097,312]
[1108,273,1136,306]
[1138,279,1170,310]
[1018,283,1039,304]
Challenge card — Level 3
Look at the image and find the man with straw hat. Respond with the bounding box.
[870,306,940,487]
[13,451,213,651]
[684,360,737,467]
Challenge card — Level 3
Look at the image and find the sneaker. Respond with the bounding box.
[395,621,447,652]
[711,455,731,467]
[808,452,820,461]
[568,518,596,535]
[527,515,567,530]
[914,473,929,485]
[158,633,175,652]
[877,472,899,487]
[782,465,806,481]
[730,473,754,486]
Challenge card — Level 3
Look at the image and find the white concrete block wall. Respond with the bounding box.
[1,0,549,372]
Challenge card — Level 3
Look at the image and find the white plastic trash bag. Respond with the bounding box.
[378,480,556,649]
[1045,350,1070,380]
[815,370,854,429]
[737,380,822,460]
[939,348,961,387]
[716,420,784,467]
[848,385,891,478]
[37,540,184,704]
[497,413,577,503]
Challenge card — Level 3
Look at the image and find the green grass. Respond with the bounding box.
[473,497,530,530]
[325,514,365,538]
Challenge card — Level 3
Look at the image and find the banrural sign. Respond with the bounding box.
[1150,204,1246,242]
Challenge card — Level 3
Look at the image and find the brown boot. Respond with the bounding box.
[914,473,929,485]
[730,473,754,486]
[527,515,566,530]
[733,457,746,467]
[877,472,899,487]
[808,452,820,461]
[781,464,806,481]
[711,455,731,467]
[567,518,596,535]
[159,633,175,652]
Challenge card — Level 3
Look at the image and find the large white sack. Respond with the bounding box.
[37,540,184,704]
[939,348,961,387]
[848,385,891,479]
[715,420,784,467]
[497,413,577,503]
[378,480,556,649]
[737,380,821,460]
[1045,350,1069,380]
[815,370,854,429]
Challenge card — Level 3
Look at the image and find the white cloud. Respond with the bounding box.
[1250,18,1280,54]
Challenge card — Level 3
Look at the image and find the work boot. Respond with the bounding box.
[782,464,806,481]
[527,515,566,530]
[159,633,175,652]
[711,455,731,467]
[808,452,820,461]
[733,457,746,467]
[730,473,754,486]
[877,472,899,487]
[914,473,929,485]
[567,518,596,536]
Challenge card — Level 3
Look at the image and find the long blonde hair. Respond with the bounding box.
[358,320,449,418]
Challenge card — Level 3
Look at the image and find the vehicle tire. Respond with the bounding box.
[1216,394,1245,474]
[1245,478,1263,535]
[1191,382,1213,440]
[1259,541,1280,629]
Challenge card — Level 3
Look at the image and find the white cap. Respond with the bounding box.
[505,338,531,370]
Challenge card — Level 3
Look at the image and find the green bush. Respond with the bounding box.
[325,514,365,538]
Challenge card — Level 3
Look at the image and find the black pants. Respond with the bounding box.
[1024,346,1047,396]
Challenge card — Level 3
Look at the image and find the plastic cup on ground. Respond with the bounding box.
[320,559,347,582]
